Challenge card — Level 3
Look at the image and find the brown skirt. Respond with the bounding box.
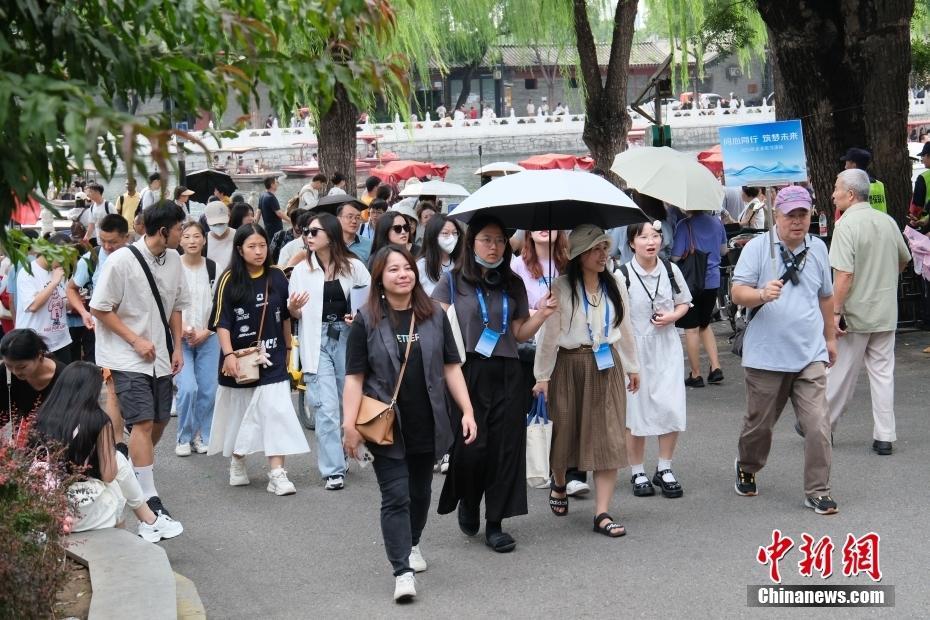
[548,346,628,472]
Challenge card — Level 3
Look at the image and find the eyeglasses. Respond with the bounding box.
[340,215,361,223]
[302,227,325,237]
[391,224,411,234]
[476,236,507,246]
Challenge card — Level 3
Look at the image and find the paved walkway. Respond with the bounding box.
[153,329,930,618]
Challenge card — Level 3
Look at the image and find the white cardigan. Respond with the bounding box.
[288,254,370,374]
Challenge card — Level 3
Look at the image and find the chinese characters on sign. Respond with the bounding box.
[757,530,882,583]
[718,120,809,187]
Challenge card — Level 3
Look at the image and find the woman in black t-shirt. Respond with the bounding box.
[343,246,476,603]
[208,224,310,496]
[0,329,64,438]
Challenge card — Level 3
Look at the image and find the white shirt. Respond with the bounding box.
[181,259,212,331]
[328,187,347,196]
[15,262,71,352]
[90,199,113,241]
[90,239,190,377]
[288,254,370,374]
[206,230,234,276]
[277,238,304,267]
[739,199,766,229]
[299,184,320,209]
[533,273,639,381]
[139,187,158,211]
[453,109,465,120]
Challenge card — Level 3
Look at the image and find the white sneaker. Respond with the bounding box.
[267,468,296,496]
[393,572,417,603]
[408,545,427,573]
[566,480,590,497]
[174,442,191,457]
[138,512,184,543]
[191,437,208,454]
[229,457,250,486]
[324,475,345,490]
[439,454,450,474]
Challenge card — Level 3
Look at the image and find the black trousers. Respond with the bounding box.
[68,325,95,363]
[439,356,527,522]
[372,452,434,577]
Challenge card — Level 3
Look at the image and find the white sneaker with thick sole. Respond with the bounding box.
[409,545,427,572]
[566,480,590,497]
[393,572,417,603]
[138,512,184,542]
[191,437,208,454]
[324,475,345,490]
[229,457,250,486]
[267,468,296,496]
[174,442,192,457]
[439,454,450,474]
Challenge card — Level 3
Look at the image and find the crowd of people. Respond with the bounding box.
[0,160,921,604]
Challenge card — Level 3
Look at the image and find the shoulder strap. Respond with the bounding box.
[206,258,217,289]
[662,258,681,294]
[88,246,101,277]
[389,312,416,405]
[618,264,630,289]
[127,245,174,357]
[448,272,456,301]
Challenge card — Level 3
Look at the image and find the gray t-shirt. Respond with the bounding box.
[732,231,833,373]
[432,271,530,359]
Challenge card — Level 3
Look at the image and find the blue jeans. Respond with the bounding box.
[304,321,349,478]
[176,335,219,444]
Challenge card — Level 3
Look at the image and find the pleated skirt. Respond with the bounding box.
[548,346,628,472]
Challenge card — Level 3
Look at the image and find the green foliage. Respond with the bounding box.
[912,0,930,83]
[0,0,408,250]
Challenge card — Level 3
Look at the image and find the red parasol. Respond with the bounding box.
[370,160,449,184]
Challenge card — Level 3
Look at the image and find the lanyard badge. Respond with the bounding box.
[474,289,508,358]
[582,284,614,371]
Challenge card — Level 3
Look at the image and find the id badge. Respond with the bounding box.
[475,327,501,358]
[593,343,615,371]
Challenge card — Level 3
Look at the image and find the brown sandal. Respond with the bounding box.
[593,512,626,537]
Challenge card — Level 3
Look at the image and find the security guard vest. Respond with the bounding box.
[868,179,886,213]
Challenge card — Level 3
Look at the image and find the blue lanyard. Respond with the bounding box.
[581,284,610,343]
[476,288,509,334]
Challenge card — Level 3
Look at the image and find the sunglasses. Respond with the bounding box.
[301,227,325,237]
[391,224,411,234]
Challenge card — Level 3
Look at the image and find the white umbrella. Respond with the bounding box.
[611,146,725,211]
[448,169,646,230]
[473,162,526,177]
[399,180,470,197]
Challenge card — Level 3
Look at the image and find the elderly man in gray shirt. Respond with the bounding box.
[729,186,839,515]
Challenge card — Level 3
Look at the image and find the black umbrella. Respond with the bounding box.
[185,169,238,204]
[311,194,367,216]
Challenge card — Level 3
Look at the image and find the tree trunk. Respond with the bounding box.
[318,83,358,195]
[573,0,638,181]
[454,60,481,110]
[756,0,915,226]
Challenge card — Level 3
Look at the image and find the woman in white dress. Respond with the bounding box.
[621,221,692,498]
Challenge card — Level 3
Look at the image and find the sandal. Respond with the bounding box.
[593,512,626,538]
[549,482,569,516]
[485,530,516,553]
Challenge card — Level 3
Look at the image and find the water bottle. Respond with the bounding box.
[818,211,828,237]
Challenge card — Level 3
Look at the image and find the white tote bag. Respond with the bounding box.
[525,394,553,487]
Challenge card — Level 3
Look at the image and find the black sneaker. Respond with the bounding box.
[707,368,724,384]
[146,495,172,518]
[734,459,757,496]
[804,495,838,515]
[871,440,893,455]
[630,473,655,497]
[684,374,705,388]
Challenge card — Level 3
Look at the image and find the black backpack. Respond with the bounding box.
[617,258,682,295]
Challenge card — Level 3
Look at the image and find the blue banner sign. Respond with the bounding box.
[718,120,807,186]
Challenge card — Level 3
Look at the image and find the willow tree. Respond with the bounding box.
[1,0,406,263]
[658,0,916,226]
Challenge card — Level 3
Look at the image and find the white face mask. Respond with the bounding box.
[437,235,458,254]
[210,224,228,236]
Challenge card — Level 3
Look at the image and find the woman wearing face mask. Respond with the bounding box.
[289,213,370,491]
[175,222,219,457]
[0,329,65,437]
[416,215,461,296]
[621,222,691,499]
[204,201,234,275]
[532,225,640,538]
[432,214,557,553]
[208,224,311,495]
[370,211,414,270]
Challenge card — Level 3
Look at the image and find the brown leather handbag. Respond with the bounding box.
[233,279,271,385]
[355,313,415,445]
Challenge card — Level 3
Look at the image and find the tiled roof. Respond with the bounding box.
[493,41,715,69]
